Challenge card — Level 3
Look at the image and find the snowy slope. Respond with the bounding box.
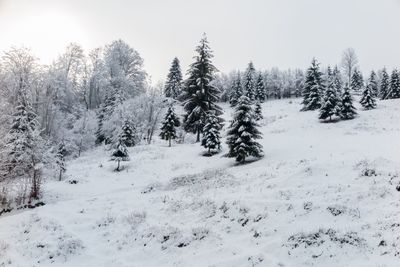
[1,98,400,267]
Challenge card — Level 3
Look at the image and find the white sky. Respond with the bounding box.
[1,0,400,82]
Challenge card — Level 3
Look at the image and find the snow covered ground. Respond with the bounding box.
[1,98,400,267]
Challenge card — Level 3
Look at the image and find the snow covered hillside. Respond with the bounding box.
[1,98,400,267]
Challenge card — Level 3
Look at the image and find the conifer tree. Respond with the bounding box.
[380,68,390,100]
[255,72,266,102]
[333,66,343,96]
[301,58,323,111]
[160,106,180,147]
[2,88,44,199]
[319,78,341,122]
[164,57,183,99]
[111,139,129,172]
[339,84,357,120]
[120,120,136,147]
[56,142,67,181]
[360,82,377,110]
[254,102,263,121]
[201,111,222,155]
[181,34,223,142]
[368,71,378,97]
[226,96,263,163]
[96,86,125,144]
[388,69,400,99]
[243,62,256,101]
[229,72,243,107]
[350,69,363,92]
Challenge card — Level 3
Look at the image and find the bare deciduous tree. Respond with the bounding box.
[341,48,359,84]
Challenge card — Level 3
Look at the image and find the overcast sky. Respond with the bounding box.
[1,0,400,82]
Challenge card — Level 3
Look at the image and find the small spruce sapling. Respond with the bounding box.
[201,111,222,156]
[111,139,129,172]
[226,96,263,163]
[360,82,377,110]
[56,142,67,181]
[254,102,263,121]
[160,106,180,147]
[120,120,136,147]
[339,84,357,120]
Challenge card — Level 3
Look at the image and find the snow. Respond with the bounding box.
[1,98,400,266]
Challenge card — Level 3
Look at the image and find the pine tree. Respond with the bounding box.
[111,139,129,172]
[380,68,390,100]
[226,96,263,163]
[388,69,400,99]
[360,82,377,110]
[164,57,183,99]
[2,88,43,200]
[229,72,243,107]
[120,120,136,147]
[96,86,125,145]
[255,72,266,102]
[243,62,256,101]
[160,106,180,147]
[254,102,263,121]
[56,142,67,181]
[339,84,357,120]
[333,66,343,96]
[181,34,223,142]
[301,58,323,111]
[368,71,378,97]
[319,78,341,122]
[201,111,222,156]
[350,69,363,92]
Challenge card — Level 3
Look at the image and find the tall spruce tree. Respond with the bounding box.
[339,84,357,120]
[160,106,180,147]
[201,111,222,155]
[56,142,67,181]
[226,96,263,163]
[388,69,400,99]
[164,57,183,99]
[301,58,323,111]
[243,62,256,101]
[2,88,43,199]
[181,34,223,142]
[368,71,379,97]
[380,68,390,100]
[350,69,364,92]
[360,82,377,109]
[229,72,243,107]
[255,72,266,102]
[120,120,136,147]
[319,78,341,122]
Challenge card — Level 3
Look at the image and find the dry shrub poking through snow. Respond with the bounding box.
[123,211,146,229]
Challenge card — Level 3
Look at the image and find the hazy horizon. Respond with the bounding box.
[1,0,400,82]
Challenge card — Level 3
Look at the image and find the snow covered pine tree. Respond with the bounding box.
[254,102,263,121]
[360,82,377,110]
[301,58,324,111]
[56,142,67,181]
[340,84,357,120]
[380,68,390,100]
[226,96,263,163]
[120,120,136,147]
[243,62,256,101]
[319,78,341,122]
[229,72,243,107]
[164,57,183,99]
[160,106,180,147]
[111,139,129,172]
[201,111,222,156]
[181,34,223,142]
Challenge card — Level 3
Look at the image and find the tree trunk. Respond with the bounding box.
[117,160,120,172]
[169,137,171,147]
[196,127,201,143]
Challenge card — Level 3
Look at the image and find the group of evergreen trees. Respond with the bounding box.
[158,35,264,163]
[301,58,381,122]
[229,63,267,107]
